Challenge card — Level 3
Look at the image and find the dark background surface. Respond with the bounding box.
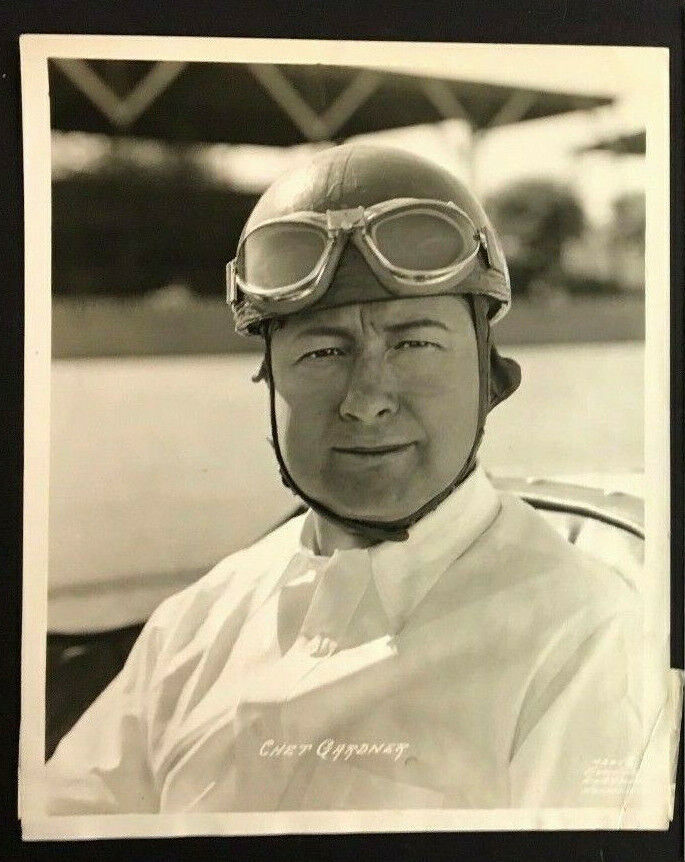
[2,0,683,860]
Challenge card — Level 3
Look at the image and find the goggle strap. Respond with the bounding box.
[227,261,237,305]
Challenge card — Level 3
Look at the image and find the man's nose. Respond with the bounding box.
[338,354,399,423]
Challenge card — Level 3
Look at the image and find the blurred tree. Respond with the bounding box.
[52,142,259,297]
[609,191,645,248]
[485,179,585,295]
[606,191,645,292]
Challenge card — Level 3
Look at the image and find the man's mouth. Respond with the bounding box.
[332,443,415,457]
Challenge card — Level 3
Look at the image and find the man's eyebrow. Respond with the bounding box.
[385,318,452,333]
[293,325,352,340]
[292,319,452,339]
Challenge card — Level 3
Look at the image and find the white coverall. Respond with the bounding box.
[46,466,644,814]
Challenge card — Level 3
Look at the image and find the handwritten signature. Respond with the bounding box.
[259,738,410,763]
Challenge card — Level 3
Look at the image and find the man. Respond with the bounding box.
[46,144,642,814]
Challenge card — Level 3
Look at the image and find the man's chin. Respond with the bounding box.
[314,492,423,524]
[289,465,435,523]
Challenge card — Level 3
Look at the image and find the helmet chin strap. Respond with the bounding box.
[262,294,493,545]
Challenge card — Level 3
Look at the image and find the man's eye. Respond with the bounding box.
[393,339,439,351]
[299,346,345,361]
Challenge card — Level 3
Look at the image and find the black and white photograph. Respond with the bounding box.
[19,36,678,839]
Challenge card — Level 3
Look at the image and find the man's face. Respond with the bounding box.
[269,294,480,522]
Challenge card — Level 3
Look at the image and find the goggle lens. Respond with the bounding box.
[370,209,473,271]
[241,222,327,290]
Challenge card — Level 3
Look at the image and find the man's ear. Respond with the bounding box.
[489,345,521,410]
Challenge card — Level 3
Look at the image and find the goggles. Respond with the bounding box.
[228,198,509,327]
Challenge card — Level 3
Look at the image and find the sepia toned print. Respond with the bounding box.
[20,36,676,839]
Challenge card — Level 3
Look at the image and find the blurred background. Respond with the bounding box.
[47,56,646,638]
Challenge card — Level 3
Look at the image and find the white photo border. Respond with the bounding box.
[19,34,674,839]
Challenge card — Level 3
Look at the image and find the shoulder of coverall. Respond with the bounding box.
[139,512,309,649]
